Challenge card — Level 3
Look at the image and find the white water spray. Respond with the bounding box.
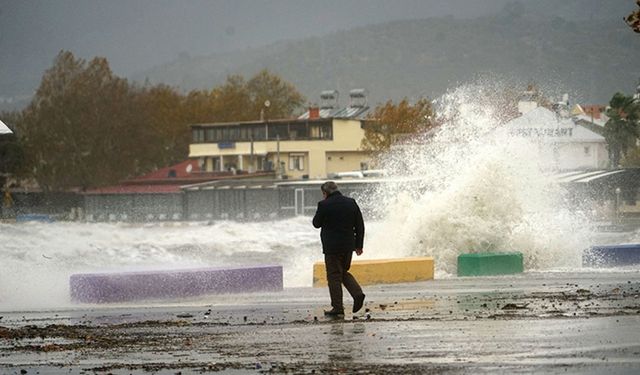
[0,218,322,310]
[366,83,592,276]
[0,82,630,311]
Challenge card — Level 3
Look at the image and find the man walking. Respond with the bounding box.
[312,181,366,316]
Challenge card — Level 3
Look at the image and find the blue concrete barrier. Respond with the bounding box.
[583,244,640,267]
[70,265,283,303]
[16,214,53,222]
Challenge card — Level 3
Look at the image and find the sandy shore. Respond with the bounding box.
[1,271,640,374]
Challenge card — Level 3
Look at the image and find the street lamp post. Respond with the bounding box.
[615,187,621,223]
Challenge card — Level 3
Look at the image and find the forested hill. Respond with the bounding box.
[136,9,640,106]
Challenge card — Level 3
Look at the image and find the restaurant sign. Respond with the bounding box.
[509,127,573,137]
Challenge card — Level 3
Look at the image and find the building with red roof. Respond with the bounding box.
[84,159,275,195]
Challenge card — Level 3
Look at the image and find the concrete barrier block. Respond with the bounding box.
[457,252,523,277]
[16,214,53,222]
[70,265,283,303]
[313,257,434,287]
[583,244,640,267]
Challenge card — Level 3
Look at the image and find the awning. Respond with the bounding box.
[555,170,626,183]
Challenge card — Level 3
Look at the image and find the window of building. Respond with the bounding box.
[584,146,591,156]
[221,127,230,140]
[239,126,248,140]
[289,154,305,171]
[228,127,239,141]
[197,121,332,143]
[309,121,332,140]
[205,128,215,142]
[320,123,332,139]
[289,122,309,139]
[268,123,289,140]
[214,127,223,142]
[192,128,205,143]
[252,125,266,141]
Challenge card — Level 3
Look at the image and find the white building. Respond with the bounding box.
[505,106,608,170]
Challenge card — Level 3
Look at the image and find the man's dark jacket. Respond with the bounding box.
[312,191,365,254]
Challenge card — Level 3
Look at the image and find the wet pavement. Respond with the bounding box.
[1,271,640,374]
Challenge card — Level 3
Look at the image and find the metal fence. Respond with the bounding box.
[80,181,380,222]
[1,192,83,220]
[84,193,185,222]
[4,179,390,222]
[7,170,640,224]
[185,188,280,221]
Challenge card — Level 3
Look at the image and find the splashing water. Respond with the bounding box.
[1,82,633,311]
[366,83,593,276]
[0,218,324,310]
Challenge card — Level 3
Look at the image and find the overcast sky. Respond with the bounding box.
[0,0,631,103]
[0,0,519,81]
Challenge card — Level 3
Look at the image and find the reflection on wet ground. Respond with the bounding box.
[1,271,640,374]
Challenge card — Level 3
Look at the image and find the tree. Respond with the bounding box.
[19,51,145,190]
[246,69,305,120]
[604,92,639,167]
[16,51,307,190]
[362,98,436,152]
[184,70,305,124]
[184,89,218,124]
[621,145,640,167]
[209,75,253,122]
[135,84,190,168]
[624,2,640,33]
[205,70,305,123]
[0,111,26,188]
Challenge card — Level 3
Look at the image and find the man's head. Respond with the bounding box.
[321,181,338,198]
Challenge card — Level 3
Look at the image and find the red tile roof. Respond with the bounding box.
[84,159,275,195]
[134,159,200,180]
[83,184,184,194]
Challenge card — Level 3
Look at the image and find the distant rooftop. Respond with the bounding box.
[84,159,275,195]
[298,89,371,120]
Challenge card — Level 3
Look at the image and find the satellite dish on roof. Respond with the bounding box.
[264,100,271,108]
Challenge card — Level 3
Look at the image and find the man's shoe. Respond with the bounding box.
[353,294,365,313]
[323,308,344,316]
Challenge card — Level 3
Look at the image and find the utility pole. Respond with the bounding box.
[276,134,281,179]
[250,135,254,173]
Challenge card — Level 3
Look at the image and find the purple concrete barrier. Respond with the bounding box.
[70,265,283,303]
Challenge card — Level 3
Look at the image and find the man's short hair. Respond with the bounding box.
[321,181,338,194]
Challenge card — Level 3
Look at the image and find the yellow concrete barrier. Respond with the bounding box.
[313,257,434,287]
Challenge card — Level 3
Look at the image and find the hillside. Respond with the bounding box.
[135,9,640,107]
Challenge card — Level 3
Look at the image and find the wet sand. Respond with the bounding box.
[1,271,640,374]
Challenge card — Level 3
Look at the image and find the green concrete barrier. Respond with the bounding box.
[457,252,523,277]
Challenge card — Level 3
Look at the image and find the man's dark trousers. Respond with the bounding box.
[325,251,363,311]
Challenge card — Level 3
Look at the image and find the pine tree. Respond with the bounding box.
[604,92,640,167]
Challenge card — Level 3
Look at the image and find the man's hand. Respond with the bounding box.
[355,248,364,256]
